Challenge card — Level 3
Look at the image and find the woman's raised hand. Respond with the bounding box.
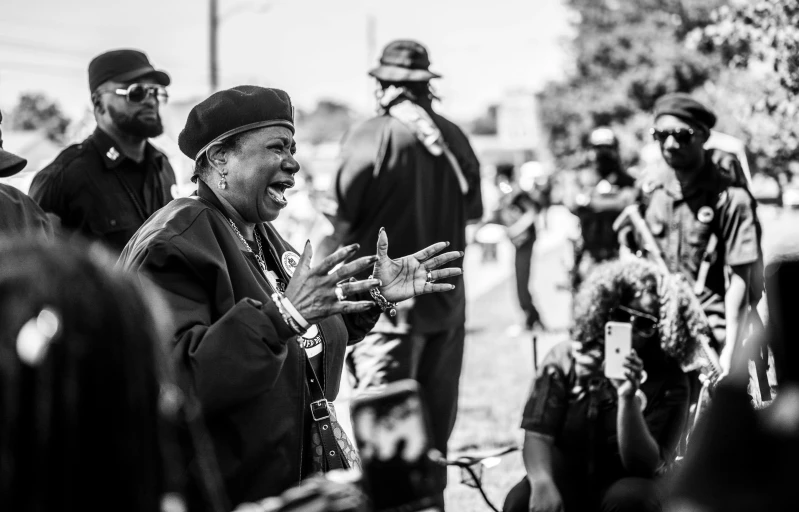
[616,350,645,399]
[371,228,464,303]
[284,241,380,324]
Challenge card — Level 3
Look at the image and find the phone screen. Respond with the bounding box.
[351,380,440,512]
[605,321,632,380]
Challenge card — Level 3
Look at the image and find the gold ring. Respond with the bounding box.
[426,271,434,283]
[334,285,346,302]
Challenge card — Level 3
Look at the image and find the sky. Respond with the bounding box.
[1,0,575,126]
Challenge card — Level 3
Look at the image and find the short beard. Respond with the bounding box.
[108,104,164,138]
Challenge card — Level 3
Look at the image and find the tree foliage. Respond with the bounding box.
[8,92,71,143]
[696,0,799,96]
[295,99,359,145]
[694,0,799,175]
[539,0,727,170]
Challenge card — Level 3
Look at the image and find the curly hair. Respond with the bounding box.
[571,258,708,367]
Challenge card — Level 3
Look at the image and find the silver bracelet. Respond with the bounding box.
[278,294,310,331]
[368,275,397,317]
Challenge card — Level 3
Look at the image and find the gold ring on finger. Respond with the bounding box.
[334,284,346,302]
[426,271,434,283]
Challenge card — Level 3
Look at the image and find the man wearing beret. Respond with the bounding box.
[318,39,483,505]
[29,49,176,254]
[628,93,763,376]
[0,110,53,238]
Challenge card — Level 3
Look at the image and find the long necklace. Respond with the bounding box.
[227,218,282,292]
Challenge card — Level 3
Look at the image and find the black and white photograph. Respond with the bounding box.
[1,0,797,511]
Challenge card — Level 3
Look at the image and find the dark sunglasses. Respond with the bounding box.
[611,305,658,338]
[106,83,169,104]
[650,127,694,145]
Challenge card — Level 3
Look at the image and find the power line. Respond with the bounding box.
[0,36,91,60]
[0,61,85,79]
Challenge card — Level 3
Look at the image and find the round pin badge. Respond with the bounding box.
[281,251,300,277]
[697,206,714,224]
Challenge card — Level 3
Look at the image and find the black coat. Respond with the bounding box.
[119,181,379,505]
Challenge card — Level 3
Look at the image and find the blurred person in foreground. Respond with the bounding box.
[0,238,176,512]
[30,49,176,254]
[623,93,763,377]
[118,85,463,507]
[317,40,482,506]
[503,259,706,512]
[0,111,53,238]
[565,127,637,293]
[493,163,546,331]
[666,242,799,512]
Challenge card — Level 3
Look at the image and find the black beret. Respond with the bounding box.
[653,93,716,130]
[179,86,295,160]
[88,49,170,93]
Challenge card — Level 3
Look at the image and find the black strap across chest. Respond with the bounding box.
[304,356,346,471]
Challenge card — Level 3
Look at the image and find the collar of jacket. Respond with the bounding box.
[89,127,162,170]
[195,179,294,283]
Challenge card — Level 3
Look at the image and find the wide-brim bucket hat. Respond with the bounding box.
[368,40,441,82]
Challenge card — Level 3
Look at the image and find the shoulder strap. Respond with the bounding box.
[304,356,347,471]
[384,101,470,195]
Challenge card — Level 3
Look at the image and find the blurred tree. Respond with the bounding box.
[8,92,71,143]
[296,99,359,145]
[693,0,799,178]
[539,0,726,171]
[469,104,498,135]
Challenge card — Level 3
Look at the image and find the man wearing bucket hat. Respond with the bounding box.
[29,49,176,254]
[0,110,53,238]
[620,93,763,377]
[318,39,483,505]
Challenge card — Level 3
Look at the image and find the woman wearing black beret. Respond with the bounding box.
[118,85,463,506]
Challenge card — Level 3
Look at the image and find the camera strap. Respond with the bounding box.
[304,356,347,471]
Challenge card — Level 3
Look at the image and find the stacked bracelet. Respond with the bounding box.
[271,292,308,335]
[368,275,397,317]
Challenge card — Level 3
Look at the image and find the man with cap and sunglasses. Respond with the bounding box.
[29,49,176,254]
[0,110,53,238]
[318,39,483,506]
[621,93,763,376]
[565,126,637,293]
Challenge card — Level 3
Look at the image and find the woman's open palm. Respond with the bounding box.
[372,228,464,303]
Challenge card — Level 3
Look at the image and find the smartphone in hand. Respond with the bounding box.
[350,379,441,512]
[604,321,632,380]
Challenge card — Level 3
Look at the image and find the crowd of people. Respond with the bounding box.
[0,36,792,512]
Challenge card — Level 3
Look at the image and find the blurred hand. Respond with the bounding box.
[571,342,603,381]
[372,228,464,303]
[285,242,380,324]
[529,478,563,512]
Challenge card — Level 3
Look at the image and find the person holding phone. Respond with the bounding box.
[503,258,700,512]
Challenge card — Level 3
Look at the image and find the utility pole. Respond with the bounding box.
[209,0,219,93]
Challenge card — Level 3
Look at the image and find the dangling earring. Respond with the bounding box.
[218,168,228,190]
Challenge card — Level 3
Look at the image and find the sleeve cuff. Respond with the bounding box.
[258,299,299,344]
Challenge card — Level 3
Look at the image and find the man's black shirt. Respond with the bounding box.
[29,128,176,254]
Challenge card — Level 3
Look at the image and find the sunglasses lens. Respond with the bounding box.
[127,85,148,103]
[653,129,692,144]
